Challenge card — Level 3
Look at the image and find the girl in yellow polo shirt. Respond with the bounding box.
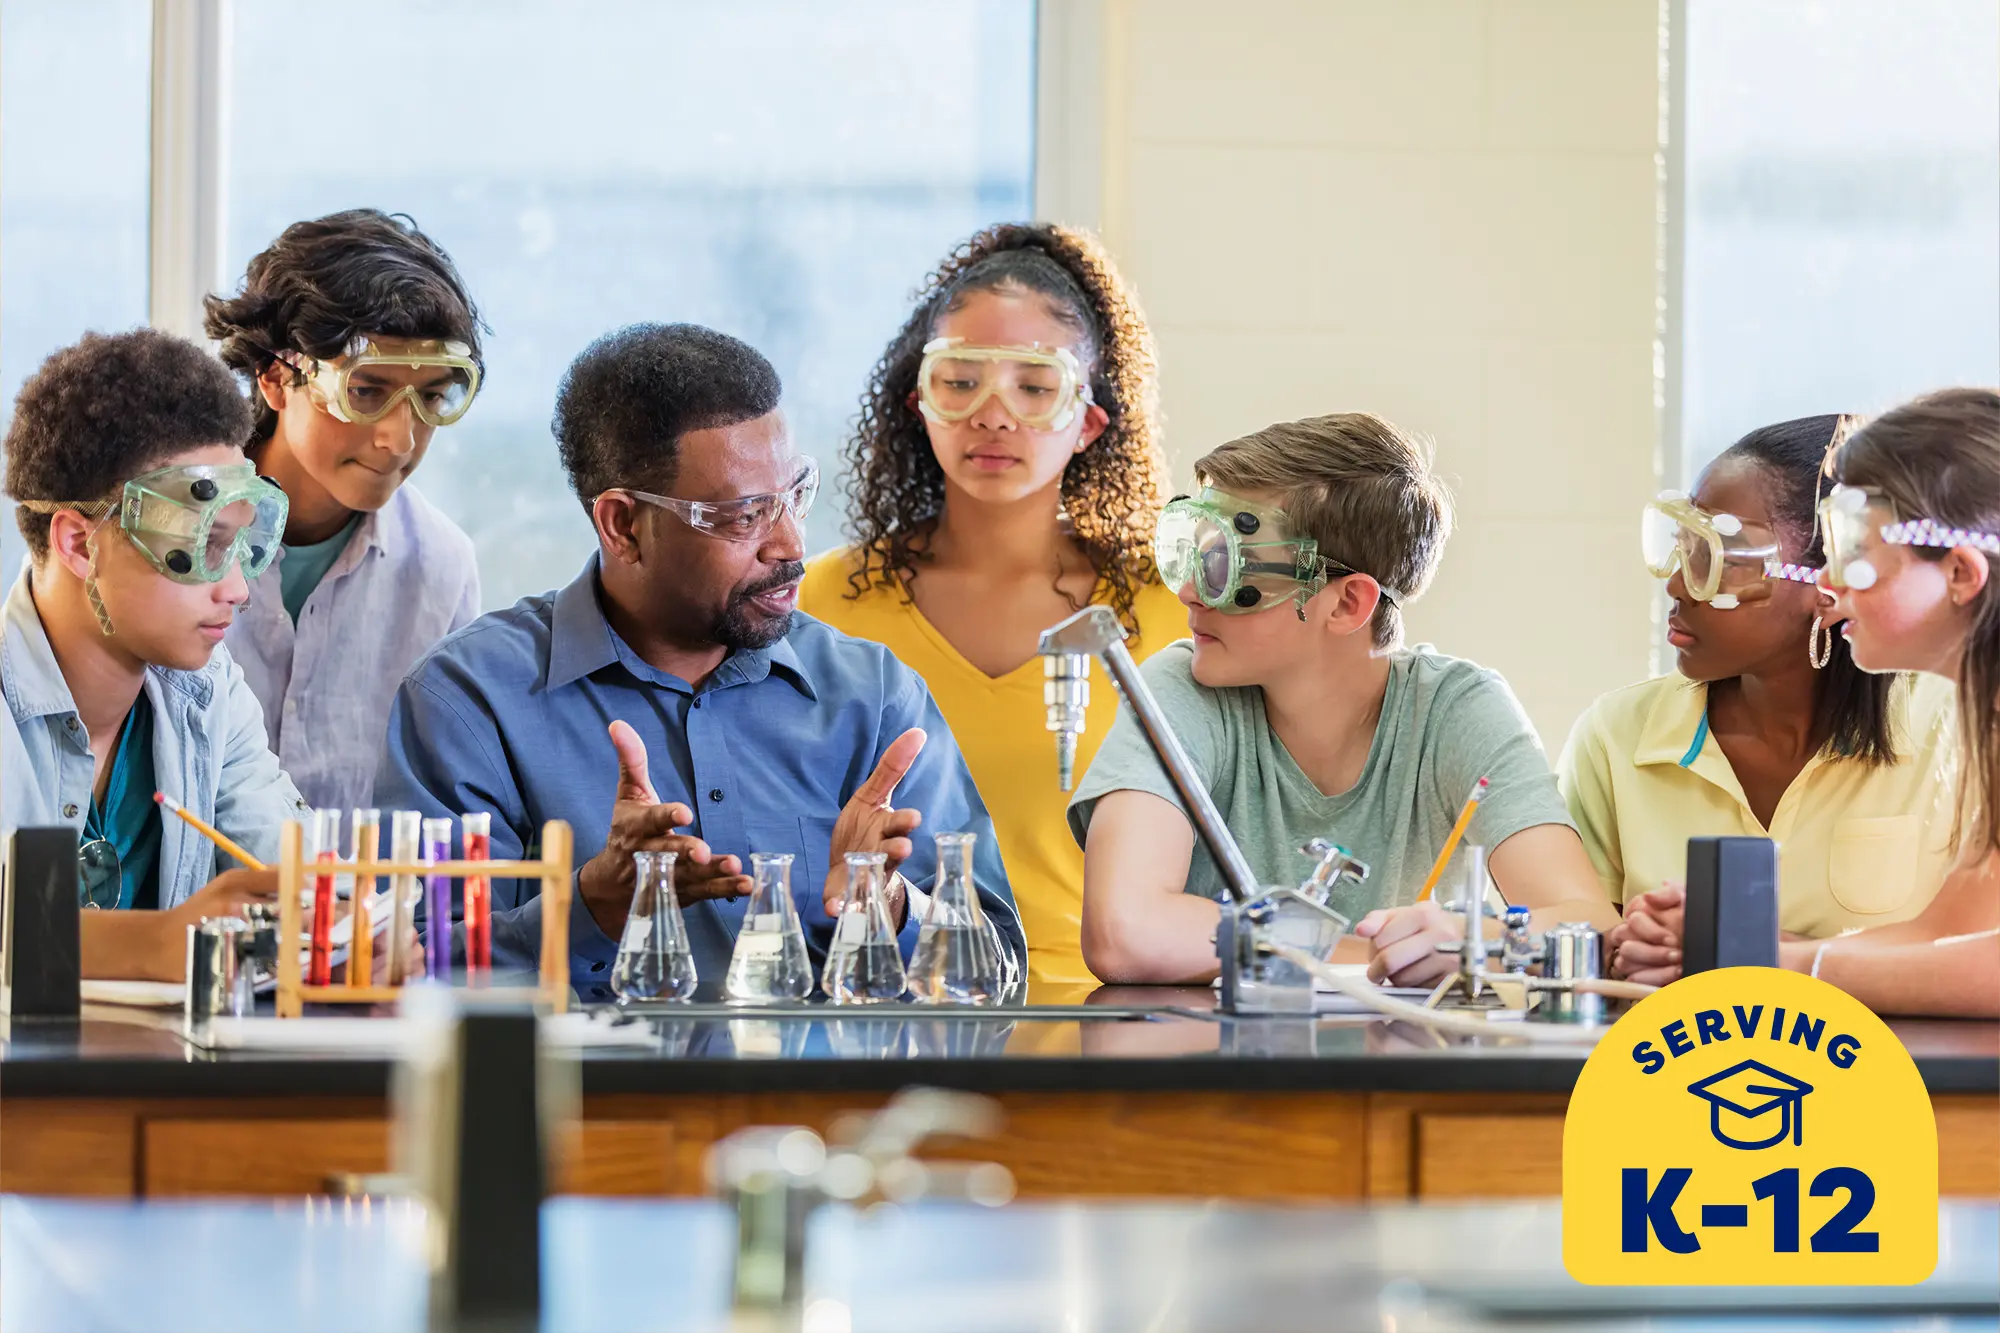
[800,223,1182,995]
[1558,415,1957,984]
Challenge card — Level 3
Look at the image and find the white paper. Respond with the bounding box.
[79,980,184,1009]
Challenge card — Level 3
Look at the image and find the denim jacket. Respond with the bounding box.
[1,562,308,908]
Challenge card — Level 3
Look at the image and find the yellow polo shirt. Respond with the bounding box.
[799,547,1188,990]
[1556,673,1958,938]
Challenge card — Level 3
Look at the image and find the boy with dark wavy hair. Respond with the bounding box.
[205,208,485,809]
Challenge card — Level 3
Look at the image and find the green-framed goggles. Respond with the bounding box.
[113,463,289,584]
[20,462,288,585]
[1156,488,1392,618]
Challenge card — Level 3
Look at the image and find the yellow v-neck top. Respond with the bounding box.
[800,546,1189,991]
[1556,672,1959,938]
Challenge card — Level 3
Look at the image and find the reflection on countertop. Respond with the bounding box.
[4,984,1995,1101]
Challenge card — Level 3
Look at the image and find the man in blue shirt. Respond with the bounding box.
[377,324,1022,1001]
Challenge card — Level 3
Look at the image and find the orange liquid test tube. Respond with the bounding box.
[307,809,340,987]
[462,812,492,981]
[348,808,380,988]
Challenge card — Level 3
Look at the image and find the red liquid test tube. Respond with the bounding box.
[462,812,492,979]
[307,809,341,987]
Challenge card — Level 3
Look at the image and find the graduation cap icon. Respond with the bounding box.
[1687,1059,1814,1150]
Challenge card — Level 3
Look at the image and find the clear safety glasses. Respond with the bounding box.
[281,336,481,428]
[1641,491,1810,609]
[1156,488,1388,619]
[611,458,819,543]
[1818,483,2000,591]
[916,338,1093,432]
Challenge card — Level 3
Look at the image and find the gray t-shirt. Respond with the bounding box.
[1066,640,1574,923]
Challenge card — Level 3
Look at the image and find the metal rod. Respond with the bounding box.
[1094,639,1261,905]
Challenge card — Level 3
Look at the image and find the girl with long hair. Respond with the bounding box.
[798,223,1181,992]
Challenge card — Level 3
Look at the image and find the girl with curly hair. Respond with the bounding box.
[798,222,1182,992]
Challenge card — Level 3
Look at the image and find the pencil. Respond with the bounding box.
[1416,776,1489,903]
[153,792,268,872]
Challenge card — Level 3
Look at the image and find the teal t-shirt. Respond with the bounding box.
[1066,641,1575,923]
[279,516,360,623]
[82,694,162,911]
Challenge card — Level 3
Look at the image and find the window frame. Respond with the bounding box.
[145,0,1089,335]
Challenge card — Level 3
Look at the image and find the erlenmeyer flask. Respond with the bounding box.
[822,851,907,1004]
[722,852,814,1004]
[611,850,698,1003]
[908,832,1003,1005]
[985,907,1023,1001]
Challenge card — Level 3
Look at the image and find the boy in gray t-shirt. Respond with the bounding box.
[1068,639,1571,924]
[1067,412,1615,987]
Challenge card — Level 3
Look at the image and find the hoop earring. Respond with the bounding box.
[1808,615,1832,670]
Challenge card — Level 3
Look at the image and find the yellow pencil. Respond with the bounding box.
[1416,776,1489,903]
[153,792,268,872]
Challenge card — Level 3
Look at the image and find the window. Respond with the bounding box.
[0,0,153,578]
[224,0,1036,609]
[1677,0,2000,480]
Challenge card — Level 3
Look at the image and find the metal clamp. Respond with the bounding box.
[1427,861,1608,1023]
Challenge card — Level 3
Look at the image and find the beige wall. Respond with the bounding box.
[1065,0,1664,750]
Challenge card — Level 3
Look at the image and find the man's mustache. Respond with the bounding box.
[734,561,805,601]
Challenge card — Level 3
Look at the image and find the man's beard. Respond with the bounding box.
[713,560,804,651]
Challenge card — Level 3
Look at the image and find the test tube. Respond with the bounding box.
[462,812,492,981]
[348,809,380,988]
[423,817,454,982]
[389,811,423,980]
[307,809,341,987]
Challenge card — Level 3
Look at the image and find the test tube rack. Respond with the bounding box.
[274,817,575,1017]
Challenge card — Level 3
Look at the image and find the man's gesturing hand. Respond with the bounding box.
[577,720,752,936]
[821,727,927,923]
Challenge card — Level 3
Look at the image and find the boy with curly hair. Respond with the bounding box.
[3,330,309,980]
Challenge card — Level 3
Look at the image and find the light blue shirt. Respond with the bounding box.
[1,562,308,907]
[375,556,1023,1003]
[226,484,479,812]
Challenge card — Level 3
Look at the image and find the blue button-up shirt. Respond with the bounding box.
[376,556,1021,1003]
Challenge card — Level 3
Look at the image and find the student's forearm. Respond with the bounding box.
[81,912,179,982]
[1781,936,2000,1018]
[1521,898,1621,934]
[1489,825,1618,931]
[1079,791,1221,984]
[1086,892,1222,984]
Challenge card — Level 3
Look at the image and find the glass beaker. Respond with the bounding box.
[907,832,1004,1005]
[611,850,698,1003]
[822,851,907,1004]
[722,852,814,1004]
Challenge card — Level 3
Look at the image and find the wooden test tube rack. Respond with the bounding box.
[274,818,574,1017]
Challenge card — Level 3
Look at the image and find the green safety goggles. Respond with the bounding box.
[1155,487,1394,619]
[112,463,289,584]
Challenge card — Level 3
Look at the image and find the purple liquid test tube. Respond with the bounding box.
[422,817,454,981]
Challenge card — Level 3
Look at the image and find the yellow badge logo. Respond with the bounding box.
[1563,966,1937,1284]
